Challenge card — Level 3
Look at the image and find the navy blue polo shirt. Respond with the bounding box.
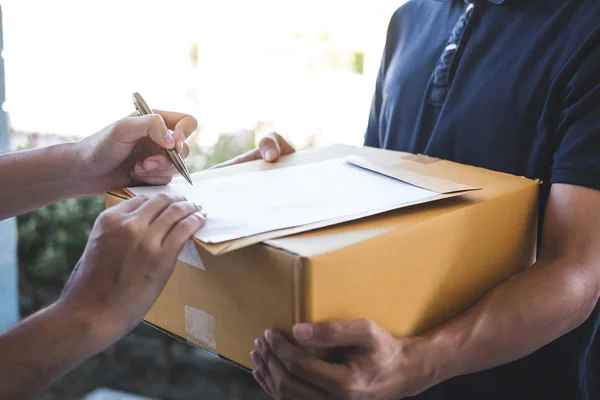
[365,0,600,399]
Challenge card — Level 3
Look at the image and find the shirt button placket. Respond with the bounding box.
[428,1,477,106]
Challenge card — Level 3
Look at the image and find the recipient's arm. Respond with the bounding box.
[0,194,206,399]
[0,143,84,220]
[0,110,198,220]
[0,301,115,399]
[424,183,600,385]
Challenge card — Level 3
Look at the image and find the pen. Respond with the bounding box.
[132,92,193,185]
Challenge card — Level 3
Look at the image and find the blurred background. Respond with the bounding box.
[0,0,405,398]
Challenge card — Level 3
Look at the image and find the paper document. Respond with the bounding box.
[129,158,438,243]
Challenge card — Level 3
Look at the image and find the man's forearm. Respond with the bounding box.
[418,257,599,386]
[0,301,115,399]
[0,143,84,219]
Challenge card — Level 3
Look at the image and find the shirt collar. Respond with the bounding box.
[464,0,509,4]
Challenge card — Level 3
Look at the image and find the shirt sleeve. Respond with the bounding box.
[364,55,385,148]
[551,35,600,191]
[364,9,403,149]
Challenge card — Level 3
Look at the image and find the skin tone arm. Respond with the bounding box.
[0,194,207,399]
[0,110,196,220]
[228,136,600,400]
[0,111,206,399]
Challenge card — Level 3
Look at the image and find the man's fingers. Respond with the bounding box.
[256,337,331,400]
[258,135,281,162]
[259,133,295,162]
[251,352,275,397]
[292,319,379,349]
[210,149,263,169]
[211,133,294,169]
[252,369,272,396]
[252,348,277,397]
[263,330,349,395]
[162,212,206,252]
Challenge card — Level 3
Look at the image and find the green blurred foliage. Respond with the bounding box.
[17,196,105,286]
[352,50,365,75]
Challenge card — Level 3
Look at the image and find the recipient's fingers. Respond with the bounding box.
[162,213,206,252]
[154,110,198,153]
[131,176,173,186]
[150,200,202,239]
[109,196,149,214]
[133,193,185,224]
[134,144,190,175]
[113,114,175,150]
[153,110,198,137]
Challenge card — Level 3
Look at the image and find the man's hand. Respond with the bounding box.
[252,184,600,400]
[251,319,434,400]
[74,110,198,194]
[212,132,295,168]
[59,193,207,340]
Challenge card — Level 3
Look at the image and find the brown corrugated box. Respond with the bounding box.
[105,144,538,369]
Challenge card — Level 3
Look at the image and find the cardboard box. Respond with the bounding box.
[105,144,538,370]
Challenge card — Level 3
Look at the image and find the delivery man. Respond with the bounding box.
[240,1,600,399]
[0,110,207,398]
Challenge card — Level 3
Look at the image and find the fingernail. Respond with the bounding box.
[254,338,260,348]
[265,149,277,161]
[264,329,273,340]
[164,133,175,148]
[293,323,314,341]
[145,160,159,171]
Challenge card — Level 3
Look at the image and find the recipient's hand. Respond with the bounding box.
[75,111,198,194]
[252,319,435,399]
[212,132,295,168]
[58,194,206,345]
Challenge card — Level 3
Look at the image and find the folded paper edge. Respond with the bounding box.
[344,155,480,194]
[115,154,478,256]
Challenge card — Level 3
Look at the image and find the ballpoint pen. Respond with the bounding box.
[132,92,194,185]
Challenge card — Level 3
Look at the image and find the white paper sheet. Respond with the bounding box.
[129,158,437,243]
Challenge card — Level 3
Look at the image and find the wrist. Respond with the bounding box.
[67,140,99,196]
[46,141,93,197]
[393,335,455,396]
[51,298,125,353]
